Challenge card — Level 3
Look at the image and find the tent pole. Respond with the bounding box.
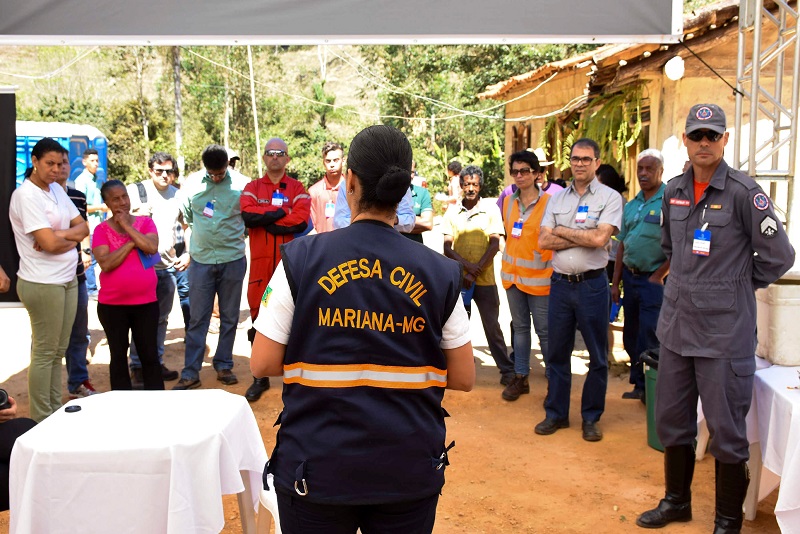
[248,45,262,177]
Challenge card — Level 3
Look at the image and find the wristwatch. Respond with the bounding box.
[82,247,92,255]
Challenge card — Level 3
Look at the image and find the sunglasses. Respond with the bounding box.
[265,150,287,157]
[510,168,536,176]
[686,130,724,142]
[151,168,176,176]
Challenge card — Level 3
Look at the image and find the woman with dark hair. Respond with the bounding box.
[92,180,164,391]
[9,138,89,421]
[250,124,475,533]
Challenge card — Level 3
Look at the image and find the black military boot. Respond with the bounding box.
[636,444,695,528]
[712,460,749,534]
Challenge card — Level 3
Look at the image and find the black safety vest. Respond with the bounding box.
[267,219,462,505]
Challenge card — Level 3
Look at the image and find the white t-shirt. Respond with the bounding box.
[9,179,81,285]
[254,260,471,349]
[127,180,183,269]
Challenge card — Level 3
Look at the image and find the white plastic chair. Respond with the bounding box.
[256,474,282,534]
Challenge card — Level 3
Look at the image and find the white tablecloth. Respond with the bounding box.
[10,390,268,534]
[754,365,800,534]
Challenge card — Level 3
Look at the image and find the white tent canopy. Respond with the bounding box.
[0,0,682,45]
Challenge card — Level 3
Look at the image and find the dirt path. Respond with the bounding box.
[0,226,782,533]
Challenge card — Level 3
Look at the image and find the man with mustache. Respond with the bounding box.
[442,165,514,387]
[611,149,668,402]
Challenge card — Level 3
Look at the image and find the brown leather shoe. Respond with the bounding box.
[216,369,238,385]
[502,374,530,401]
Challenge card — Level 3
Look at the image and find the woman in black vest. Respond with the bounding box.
[250,124,475,534]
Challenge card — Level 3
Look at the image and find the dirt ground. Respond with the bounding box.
[0,228,783,533]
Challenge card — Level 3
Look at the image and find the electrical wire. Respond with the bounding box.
[0,47,99,79]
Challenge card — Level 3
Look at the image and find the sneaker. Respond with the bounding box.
[245,377,270,402]
[172,377,201,390]
[130,368,144,388]
[208,320,220,335]
[216,369,238,385]
[161,364,179,381]
[501,374,530,401]
[88,291,98,301]
[69,380,97,399]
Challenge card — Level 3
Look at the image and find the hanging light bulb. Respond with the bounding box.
[664,56,685,81]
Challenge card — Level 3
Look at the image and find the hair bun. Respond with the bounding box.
[375,165,412,204]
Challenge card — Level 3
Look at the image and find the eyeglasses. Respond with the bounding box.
[265,150,287,157]
[207,170,228,179]
[570,156,597,166]
[151,168,176,176]
[686,130,724,143]
[510,168,535,176]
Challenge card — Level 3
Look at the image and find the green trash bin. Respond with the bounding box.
[645,364,664,452]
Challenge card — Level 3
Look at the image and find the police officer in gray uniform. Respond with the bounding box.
[637,104,795,533]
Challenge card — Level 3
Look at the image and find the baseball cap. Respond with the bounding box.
[686,104,726,134]
[226,147,240,161]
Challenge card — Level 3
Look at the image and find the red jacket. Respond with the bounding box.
[240,174,311,266]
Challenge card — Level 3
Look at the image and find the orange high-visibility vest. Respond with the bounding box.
[501,192,553,296]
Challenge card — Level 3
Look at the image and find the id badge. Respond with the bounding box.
[202,201,214,218]
[271,191,284,207]
[325,201,335,218]
[511,219,523,238]
[575,205,589,224]
[692,228,711,256]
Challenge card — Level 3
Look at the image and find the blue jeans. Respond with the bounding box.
[506,285,548,377]
[181,257,246,381]
[545,273,609,423]
[85,257,98,294]
[65,278,90,391]
[130,269,176,368]
[174,268,191,328]
[621,268,664,391]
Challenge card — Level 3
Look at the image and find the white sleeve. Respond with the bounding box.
[18,187,51,234]
[252,261,295,344]
[440,296,471,349]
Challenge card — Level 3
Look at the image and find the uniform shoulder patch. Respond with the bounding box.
[760,216,778,238]
[753,193,770,211]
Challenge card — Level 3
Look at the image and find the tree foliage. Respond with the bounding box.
[359,44,594,195]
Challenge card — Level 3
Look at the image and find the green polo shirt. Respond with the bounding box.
[181,171,246,265]
[618,183,666,273]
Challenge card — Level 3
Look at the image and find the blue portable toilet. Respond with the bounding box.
[15,121,108,187]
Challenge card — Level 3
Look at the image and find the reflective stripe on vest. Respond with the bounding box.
[501,251,550,271]
[284,362,447,389]
[501,193,552,295]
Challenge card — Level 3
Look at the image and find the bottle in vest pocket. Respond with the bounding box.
[511,219,523,238]
[272,191,284,207]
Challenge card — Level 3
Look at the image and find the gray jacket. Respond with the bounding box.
[657,159,795,359]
